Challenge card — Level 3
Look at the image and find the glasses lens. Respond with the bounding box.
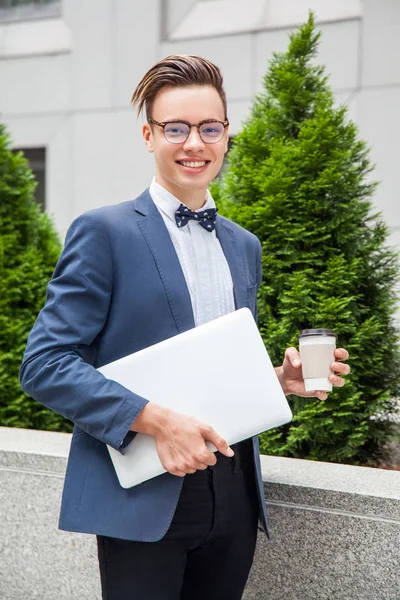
[164,122,190,143]
[199,122,225,143]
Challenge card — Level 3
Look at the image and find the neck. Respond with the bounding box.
[155,176,207,211]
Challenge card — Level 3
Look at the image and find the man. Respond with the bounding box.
[20,55,350,599]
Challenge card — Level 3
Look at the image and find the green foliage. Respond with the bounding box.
[211,14,400,465]
[0,123,72,432]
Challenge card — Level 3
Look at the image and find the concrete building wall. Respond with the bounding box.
[0,0,399,248]
[0,0,160,236]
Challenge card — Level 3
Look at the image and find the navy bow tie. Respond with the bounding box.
[175,204,218,232]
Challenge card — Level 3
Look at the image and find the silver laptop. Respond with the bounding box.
[98,308,292,488]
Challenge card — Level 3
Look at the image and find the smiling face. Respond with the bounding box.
[142,85,229,209]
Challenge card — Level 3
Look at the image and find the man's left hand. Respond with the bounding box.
[275,347,350,401]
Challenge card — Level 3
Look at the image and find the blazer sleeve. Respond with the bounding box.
[255,237,262,323]
[256,238,262,290]
[19,211,148,451]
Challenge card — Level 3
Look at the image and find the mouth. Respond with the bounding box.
[176,160,211,173]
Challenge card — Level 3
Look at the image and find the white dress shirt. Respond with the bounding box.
[149,178,235,327]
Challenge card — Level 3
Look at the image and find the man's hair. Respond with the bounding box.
[131,54,227,121]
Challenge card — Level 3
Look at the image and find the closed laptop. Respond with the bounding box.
[98,308,292,488]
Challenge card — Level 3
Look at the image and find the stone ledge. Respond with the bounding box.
[261,454,400,498]
[0,426,70,475]
[0,426,71,457]
[1,427,399,600]
[260,455,400,523]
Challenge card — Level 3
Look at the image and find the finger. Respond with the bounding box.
[334,348,349,361]
[331,362,351,375]
[203,427,234,457]
[163,458,189,477]
[285,347,302,368]
[207,452,217,466]
[193,463,209,471]
[196,447,217,466]
[186,457,209,471]
[329,374,346,387]
[296,389,328,401]
[170,469,186,477]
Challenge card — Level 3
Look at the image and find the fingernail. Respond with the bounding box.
[227,447,234,457]
[293,359,300,366]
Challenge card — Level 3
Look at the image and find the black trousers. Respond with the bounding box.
[97,445,259,600]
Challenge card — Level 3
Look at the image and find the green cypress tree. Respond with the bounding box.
[211,14,400,465]
[0,124,71,432]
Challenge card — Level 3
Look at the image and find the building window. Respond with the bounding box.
[14,147,46,210]
[0,0,60,23]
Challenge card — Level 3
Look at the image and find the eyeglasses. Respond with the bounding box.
[148,117,229,144]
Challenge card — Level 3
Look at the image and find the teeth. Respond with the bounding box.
[181,161,206,168]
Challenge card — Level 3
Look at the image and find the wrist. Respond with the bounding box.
[130,403,170,437]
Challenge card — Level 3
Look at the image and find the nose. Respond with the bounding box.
[182,126,205,152]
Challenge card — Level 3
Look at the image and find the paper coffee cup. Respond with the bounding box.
[298,329,336,392]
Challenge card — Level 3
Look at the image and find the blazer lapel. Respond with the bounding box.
[135,191,195,334]
[215,217,247,310]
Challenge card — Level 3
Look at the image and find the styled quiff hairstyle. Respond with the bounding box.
[131,54,227,121]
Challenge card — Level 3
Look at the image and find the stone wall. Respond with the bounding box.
[0,427,399,600]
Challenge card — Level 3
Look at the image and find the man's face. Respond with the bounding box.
[143,85,229,202]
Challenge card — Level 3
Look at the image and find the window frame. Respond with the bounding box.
[0,0,60,24]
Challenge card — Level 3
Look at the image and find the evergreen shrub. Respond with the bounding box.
[211,14,400,465]
[0,124,72,432]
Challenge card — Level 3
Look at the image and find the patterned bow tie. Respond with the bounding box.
[175,204,218,232]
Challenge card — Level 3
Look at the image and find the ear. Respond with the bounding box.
[224,127,229,154]
[143,123,154,153]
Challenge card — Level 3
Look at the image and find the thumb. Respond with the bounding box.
[203,426,234,457]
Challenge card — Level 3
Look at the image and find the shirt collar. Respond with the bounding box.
[149,177,216,223]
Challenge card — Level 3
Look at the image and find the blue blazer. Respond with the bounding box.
[20,189,268,541]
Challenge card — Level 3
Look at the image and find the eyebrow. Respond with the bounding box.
[157,117,222,122]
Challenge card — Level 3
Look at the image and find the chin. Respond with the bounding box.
[181,171,217,187]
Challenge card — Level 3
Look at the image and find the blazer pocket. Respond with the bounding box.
[246,283,257,312]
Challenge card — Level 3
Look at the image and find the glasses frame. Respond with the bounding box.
[148,117,229,144]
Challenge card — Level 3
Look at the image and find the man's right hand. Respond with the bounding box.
[130,403,234,477]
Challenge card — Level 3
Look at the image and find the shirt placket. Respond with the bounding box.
[190,223,214,326]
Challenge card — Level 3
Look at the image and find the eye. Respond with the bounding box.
[165,123,188,135]
[200,123,223,137]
